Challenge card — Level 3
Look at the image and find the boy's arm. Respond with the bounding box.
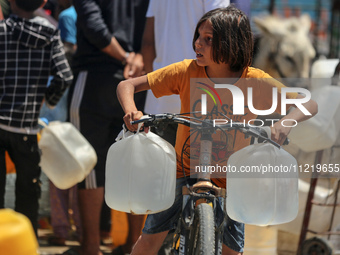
[271,94,318,145]
[45,34,73,108]
[117,75,150,131]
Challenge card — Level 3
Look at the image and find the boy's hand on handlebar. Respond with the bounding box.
[123,111,149,132]
[271,121,292,145]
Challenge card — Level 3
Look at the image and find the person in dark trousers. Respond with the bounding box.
[0,0,73,235]
[65,1,149,254]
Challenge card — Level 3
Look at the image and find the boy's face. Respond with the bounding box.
[194,20,214,67]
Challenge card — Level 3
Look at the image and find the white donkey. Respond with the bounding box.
[253,14,316,79]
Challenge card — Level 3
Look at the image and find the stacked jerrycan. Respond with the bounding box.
[226,141,299,225]
[105,126,177,214]
[288,85,340,152]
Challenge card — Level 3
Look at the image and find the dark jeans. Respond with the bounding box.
[0,128,41,234]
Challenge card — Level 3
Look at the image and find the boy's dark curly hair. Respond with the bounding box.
[193,6,254,72]
[15,0,44,12]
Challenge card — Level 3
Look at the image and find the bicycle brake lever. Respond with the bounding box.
[130,115,153,125]
[243,128,262,139]
[245,127,282,148]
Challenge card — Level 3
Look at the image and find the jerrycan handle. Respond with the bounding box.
[115,124,134,141]
[115,115,150,142]
[135,115,150,135]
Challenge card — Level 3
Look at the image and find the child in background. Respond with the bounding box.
[117,6,318,255]
[0,0,72,235]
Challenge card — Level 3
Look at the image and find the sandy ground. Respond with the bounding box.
[38,228,114,255]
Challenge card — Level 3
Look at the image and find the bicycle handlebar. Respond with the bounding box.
[131,113,285,148]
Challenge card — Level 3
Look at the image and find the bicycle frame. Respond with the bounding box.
[173,121,227,255]
[131,113,281,255]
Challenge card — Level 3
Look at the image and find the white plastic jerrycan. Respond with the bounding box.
[39,121,97,190]
[226,143,298,226]
[288,85,340,152]
[105,127,176,214]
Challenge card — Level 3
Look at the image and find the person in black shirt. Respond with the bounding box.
[66,1,149,254]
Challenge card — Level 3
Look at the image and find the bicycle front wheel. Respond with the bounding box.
[188,203,215,255]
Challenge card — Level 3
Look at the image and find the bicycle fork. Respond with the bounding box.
[176,128,226,254]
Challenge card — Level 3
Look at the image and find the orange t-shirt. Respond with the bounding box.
[147,59,297,188]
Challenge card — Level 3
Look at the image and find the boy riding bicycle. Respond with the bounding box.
[117,6,318,255]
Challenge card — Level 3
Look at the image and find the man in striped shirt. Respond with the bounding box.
[0,0,73,235]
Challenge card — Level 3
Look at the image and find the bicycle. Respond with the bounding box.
[131,112,283,255]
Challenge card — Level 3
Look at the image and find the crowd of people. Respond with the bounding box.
[0,1,318,255]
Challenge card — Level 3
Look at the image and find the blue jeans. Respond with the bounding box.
[143,178,245,253]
